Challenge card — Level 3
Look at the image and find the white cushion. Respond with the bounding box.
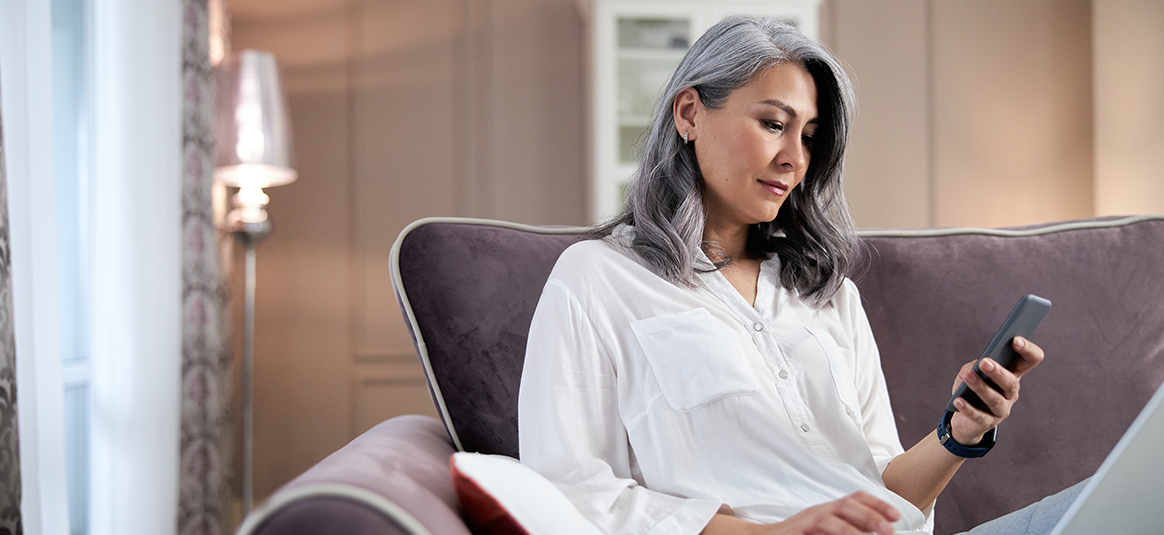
[450,452,604,535]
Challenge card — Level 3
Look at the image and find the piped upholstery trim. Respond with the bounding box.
[235,483,434,535]
[857,214,1164,238]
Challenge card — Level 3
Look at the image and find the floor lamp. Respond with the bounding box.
[214,49,297,515]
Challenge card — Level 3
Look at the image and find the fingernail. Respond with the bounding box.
[1014,337,1026,349]
[878,521,894,535]
[964,372,978,384]
[955,398,965,410]
[981,359,995,372]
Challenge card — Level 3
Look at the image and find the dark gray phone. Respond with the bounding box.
[947,294,1052,414]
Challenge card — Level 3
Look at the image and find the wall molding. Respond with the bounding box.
[353,348,417,363]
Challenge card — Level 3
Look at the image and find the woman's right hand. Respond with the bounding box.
[766,492,900,535]
[702,492,901,535]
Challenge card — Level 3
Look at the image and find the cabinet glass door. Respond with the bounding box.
[616,17,690,165]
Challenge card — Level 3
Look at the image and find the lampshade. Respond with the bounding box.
[214,49,296,226]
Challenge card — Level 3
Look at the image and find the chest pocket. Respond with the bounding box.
[631,308,760,413]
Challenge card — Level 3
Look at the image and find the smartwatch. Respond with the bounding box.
[937,409,996,458]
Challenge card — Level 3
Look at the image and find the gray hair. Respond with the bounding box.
[594,14,858,307]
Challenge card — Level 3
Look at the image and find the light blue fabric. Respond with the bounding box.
[956,479,1088,535]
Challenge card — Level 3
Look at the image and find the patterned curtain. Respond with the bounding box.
[0,74,23,535]
[179,0,232,534]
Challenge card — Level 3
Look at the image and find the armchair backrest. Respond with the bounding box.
[391,215,1164,534]
[392,218,583,456]
[858,215,1164,531]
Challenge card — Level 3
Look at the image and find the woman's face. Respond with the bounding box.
[688,62,819,231]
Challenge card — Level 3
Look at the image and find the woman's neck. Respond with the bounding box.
[703,220,750,262]
[703,220,763,306]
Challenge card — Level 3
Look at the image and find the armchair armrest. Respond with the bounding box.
[238,415,470,535]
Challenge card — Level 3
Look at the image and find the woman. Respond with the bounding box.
[518,15,1073,535]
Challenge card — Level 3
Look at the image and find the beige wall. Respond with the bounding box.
[824,0,931,228]
[230,0,586,503]
[930,0,1093,228]
[827,0,1094,229]
[1093,0,1164,216]
[228,0,1164,515]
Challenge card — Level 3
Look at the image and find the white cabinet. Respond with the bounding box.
[581,0,822,223]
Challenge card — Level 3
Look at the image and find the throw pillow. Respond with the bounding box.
[450,452,604,535]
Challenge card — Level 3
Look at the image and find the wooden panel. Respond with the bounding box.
[352,0,588,359]
[233,0,359,501]
[931,0,1093,228]
[245,93,356,498]
[1093,0,1164,216]
[353,0,459,356]
[487,0,587,227]
[826,0,931,229]
[353,359,440,434]
[233,1,589,504]
[231,0,351,94]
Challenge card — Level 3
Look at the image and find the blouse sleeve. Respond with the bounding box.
[518,279,722,535]
[841,280,937,530]
[839,280,906,474]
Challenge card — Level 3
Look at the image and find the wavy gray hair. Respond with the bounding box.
[594,14,858,307]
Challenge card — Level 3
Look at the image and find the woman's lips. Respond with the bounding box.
[759,179,790,196]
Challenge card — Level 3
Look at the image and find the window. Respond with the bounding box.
[51,0,92,532]
[2,0,183,533]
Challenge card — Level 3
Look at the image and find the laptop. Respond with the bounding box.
[1050,379,1164,535]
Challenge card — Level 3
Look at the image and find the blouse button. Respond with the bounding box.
[778,370,789,379]
[753,322,764,331]
[800,423,811,432]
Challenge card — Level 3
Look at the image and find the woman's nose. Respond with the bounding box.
[776,135,808,172]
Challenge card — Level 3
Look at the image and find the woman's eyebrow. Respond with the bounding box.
[760,99,819,124]
[760,99,797,117]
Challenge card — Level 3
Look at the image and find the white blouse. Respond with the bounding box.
[518,230,933,535]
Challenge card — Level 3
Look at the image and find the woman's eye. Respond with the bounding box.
[802,135,815,149]
[763,120,783,132]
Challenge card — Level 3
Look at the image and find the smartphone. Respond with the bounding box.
[947,294,1052,414]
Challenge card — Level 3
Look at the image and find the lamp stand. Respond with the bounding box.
[233,219,270,515]
[215,47,296,519]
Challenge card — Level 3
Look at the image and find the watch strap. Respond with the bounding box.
[937,409,996,458]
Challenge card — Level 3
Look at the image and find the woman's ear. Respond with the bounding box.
[672,87,700,143]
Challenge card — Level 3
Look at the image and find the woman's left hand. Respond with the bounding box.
[948,336,1045,445]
